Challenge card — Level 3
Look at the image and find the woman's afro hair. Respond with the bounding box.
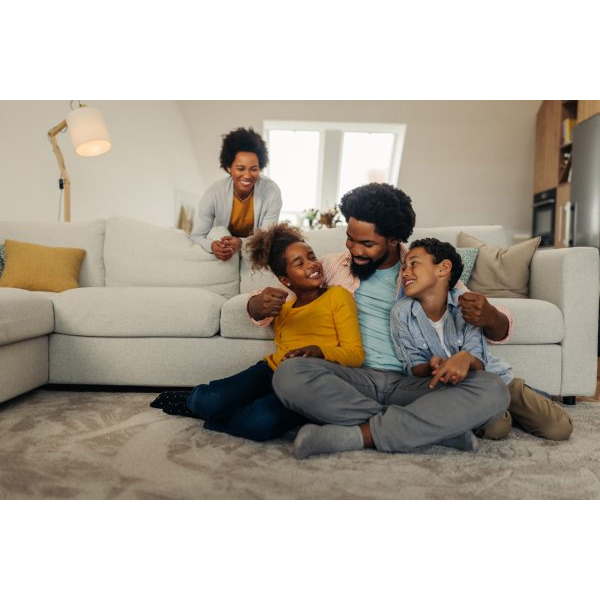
[246,222,306,278]
[219,127,269,171]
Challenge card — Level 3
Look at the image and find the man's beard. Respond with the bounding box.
[349,250,389,280]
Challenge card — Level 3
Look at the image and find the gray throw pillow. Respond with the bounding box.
[457,232,541,298]
[456,247,479,285]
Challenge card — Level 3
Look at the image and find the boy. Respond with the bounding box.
[391,238,573,442]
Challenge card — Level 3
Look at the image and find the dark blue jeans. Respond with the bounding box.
[186,361,307,442]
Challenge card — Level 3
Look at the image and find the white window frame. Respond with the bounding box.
[263,119,407,220]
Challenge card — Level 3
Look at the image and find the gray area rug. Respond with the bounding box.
[1,389,599,499]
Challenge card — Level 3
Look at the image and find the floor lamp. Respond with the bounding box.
[47,102,112,222]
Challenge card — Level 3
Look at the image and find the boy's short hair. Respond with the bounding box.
[409,238,464,289]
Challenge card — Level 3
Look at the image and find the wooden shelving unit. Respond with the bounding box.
[533,100,600,248]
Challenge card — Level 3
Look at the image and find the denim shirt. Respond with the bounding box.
[390,288,513,384]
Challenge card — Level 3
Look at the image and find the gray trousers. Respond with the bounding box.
[272,358,510,452]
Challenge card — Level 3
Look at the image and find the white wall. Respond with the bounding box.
[179,100,540,242]
[0,100,540,241]
[0,101,205,226]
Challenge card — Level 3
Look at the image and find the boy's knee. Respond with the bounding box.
[535,414,574,441]
[474,411,512,440]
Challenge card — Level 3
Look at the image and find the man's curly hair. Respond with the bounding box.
[339,183,416,242]
[409,238,464,289]
[246,222,306,277]
[219,127,269,171]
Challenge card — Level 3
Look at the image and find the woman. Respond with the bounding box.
[190,127,282,260]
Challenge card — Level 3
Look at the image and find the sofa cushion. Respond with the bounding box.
[0,220,105,287]
[410,225,508,247]
[0,288,54,345]
[458,232,541,298]
[104,217,239,298]
[0,239,86,292]
[488,298,563,344]
[52,287,225,337]
[220,294,275,339]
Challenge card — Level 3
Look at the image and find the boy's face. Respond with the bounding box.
[401,246,444,299]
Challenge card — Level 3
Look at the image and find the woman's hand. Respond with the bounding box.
[428,351,473,388]
[280,345,324,361]
[211,240,236,261]
[221,236,243,252]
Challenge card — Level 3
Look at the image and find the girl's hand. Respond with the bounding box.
[429,352,472,388]
[281,345,324,361]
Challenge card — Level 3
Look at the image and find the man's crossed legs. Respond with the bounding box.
[272,358,510,458]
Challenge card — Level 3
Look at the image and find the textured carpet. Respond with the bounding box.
[1,389,599,499]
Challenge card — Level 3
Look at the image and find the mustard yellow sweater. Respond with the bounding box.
[265,286,365,371]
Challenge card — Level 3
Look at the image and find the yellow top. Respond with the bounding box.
[265,286,365,371]
[228,193,254,237]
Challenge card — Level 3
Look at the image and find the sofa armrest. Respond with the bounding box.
[529,247,599,396]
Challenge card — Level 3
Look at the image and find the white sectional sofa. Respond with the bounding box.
[0,217,598,404]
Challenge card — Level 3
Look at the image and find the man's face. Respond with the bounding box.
[345,217,400,280]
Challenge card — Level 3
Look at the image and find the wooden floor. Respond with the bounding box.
[577,358,600,402]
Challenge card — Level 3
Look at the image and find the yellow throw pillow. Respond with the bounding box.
[0,239,86,292]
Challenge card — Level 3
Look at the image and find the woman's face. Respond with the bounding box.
[280,242,323,293]
[228,151,260,197]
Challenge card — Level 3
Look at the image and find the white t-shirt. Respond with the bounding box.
[428,311,451,357]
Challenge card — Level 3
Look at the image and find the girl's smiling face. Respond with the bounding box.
[279,242,323,293]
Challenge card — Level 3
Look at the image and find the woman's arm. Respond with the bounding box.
[257,178,283,229]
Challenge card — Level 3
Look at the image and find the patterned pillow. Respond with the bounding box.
[0,243,5,277]
[456,247,479,285]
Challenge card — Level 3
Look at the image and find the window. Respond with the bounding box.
[264,120,406,226]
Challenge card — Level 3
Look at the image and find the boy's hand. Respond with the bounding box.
[429,352,472,388]
[248,287,288,320]
[281,345,324,361]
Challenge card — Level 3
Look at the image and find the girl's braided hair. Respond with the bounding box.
[246,222,306,277]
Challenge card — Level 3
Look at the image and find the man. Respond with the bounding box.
[248,183,511,458]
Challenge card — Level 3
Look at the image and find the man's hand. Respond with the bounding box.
[247,287,288,320]
[458,292,509,341]
[429,352,472,388]
[280,345,324,361]
[220,235,242,252]
[211,240,236,261]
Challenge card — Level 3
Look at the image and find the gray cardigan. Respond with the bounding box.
[190,175,282,253]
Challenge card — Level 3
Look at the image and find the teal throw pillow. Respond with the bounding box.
[456,247,479,285]
[0,243,5,277]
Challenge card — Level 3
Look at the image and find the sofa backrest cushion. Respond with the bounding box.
[239,224,508,293]
[0,220,106,287]
[408,225,507,247]
[103,216,240,297]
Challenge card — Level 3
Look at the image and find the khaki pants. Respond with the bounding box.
[475,378,573,441]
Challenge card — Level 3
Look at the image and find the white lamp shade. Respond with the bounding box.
[66,106,112,157]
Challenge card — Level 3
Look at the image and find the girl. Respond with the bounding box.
[152,223,364,442]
